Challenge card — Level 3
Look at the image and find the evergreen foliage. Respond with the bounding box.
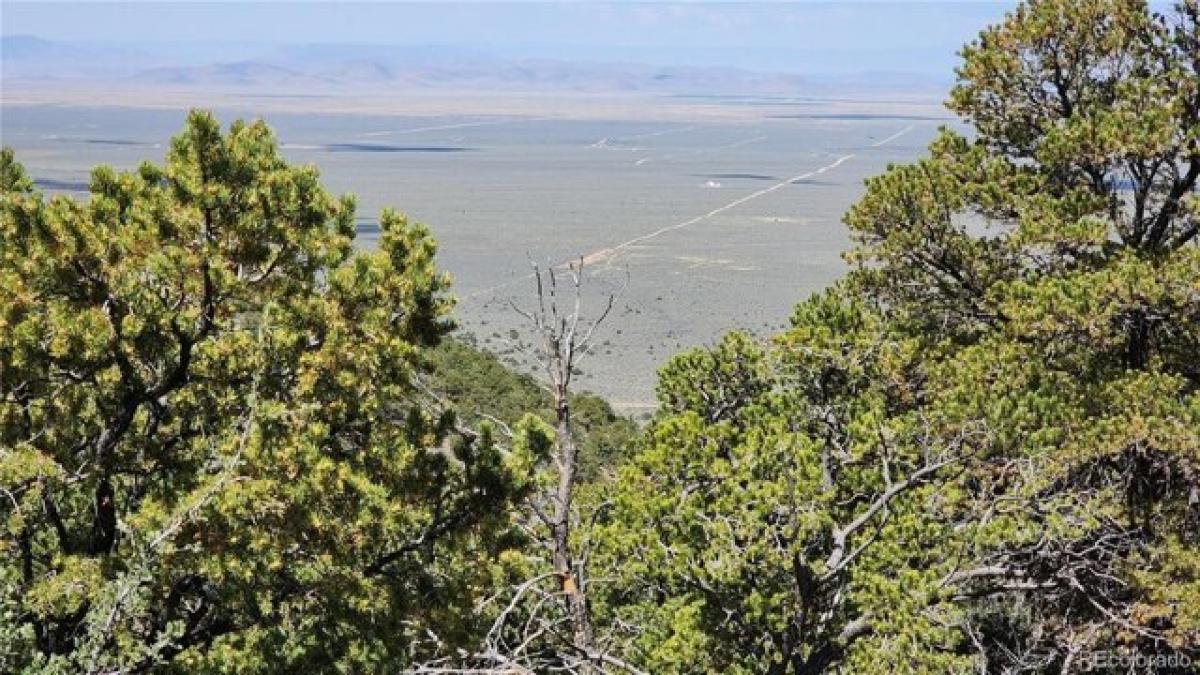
[0,112,545,673]
[590,0,1200,671]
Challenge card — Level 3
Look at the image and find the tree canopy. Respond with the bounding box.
[0,113,545,673]
[590,0,1200,671]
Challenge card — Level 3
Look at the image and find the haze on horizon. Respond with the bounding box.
[2,1,1014,82]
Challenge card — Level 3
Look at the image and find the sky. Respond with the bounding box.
[2,2,1014,74]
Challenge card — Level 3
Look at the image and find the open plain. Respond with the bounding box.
[0,92,947,410]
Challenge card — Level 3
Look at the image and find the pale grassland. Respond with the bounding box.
[1,89,947,410]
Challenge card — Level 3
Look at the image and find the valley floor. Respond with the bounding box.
[0,87,946,410]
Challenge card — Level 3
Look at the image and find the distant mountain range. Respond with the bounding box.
[127,57,814,94]
[1,35,947,94]
[2,35,153,79]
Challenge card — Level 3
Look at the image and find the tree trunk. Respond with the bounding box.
[551,396,598,670]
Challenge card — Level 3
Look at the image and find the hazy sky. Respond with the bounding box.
[3,2,1014,74]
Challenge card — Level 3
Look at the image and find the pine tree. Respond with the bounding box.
[0,112,543,673]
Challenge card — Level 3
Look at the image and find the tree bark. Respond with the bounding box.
[551,396,598,670]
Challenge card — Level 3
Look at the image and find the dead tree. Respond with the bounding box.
[406,259,639,675]
[507,258,617,671]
